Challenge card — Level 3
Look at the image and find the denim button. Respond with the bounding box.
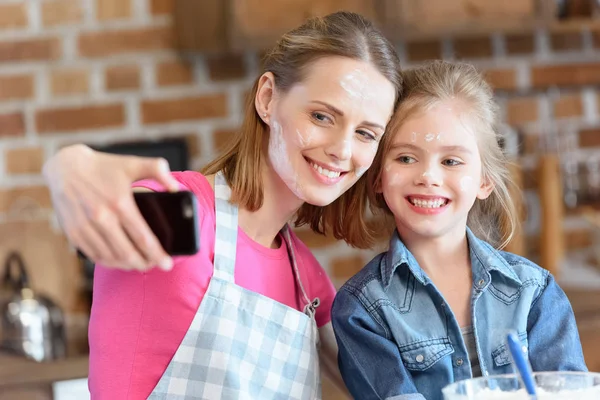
[415,354,424,363]
[456,358,464,366]
[477,279,485,287]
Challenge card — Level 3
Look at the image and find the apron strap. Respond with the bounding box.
[213,171,238,282]
[213,171,319,319]
[282,226,320,319]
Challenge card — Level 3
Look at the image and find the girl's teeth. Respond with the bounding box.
[310,162,341,178]
[410,198,446,208]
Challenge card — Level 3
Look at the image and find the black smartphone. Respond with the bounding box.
[134,191,200,256]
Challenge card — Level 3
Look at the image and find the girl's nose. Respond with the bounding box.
[415,164,443,187]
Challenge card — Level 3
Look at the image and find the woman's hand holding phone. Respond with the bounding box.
[43,144,180,271]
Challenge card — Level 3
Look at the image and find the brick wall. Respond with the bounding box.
[1,0,600,292]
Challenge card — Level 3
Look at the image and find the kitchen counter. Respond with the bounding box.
[0,352,88,388]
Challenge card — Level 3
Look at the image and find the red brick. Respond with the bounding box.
[78,27,175,58]
[36,104,125,133]
[506,97,539,125]
[5,147,44,174]
[505,33,535,55]
[405,40,442,62]
[96,0,131,20]
[156,60,193,86]
[212,128,238,152]
[483,68,517,91]
[453,36,492,59]
[0,186,52,213]
[150,0,174,15]
[41,0,83,27]
[0,74,34,101]
[142,94,227,124]
[0,3,28,30]
[105,65,140,91]
[553,94,583,118]
[0,112,25,137]
[550,32,583,52]
[50,68,89,96]
[331,254,364,280]
[206,54,247,81]
[579,128,600,148]
[532,63,600,88]
[0,38,61,63]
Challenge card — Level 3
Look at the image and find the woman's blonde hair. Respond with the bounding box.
[202,11,402,249]
[367,60,518,249]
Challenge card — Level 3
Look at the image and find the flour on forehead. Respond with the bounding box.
[339,68,372,100]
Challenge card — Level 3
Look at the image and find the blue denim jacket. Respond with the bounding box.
[332,228,587,400]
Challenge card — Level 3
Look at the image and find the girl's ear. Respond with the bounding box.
[477,175,494,200]
[375,178,383,194]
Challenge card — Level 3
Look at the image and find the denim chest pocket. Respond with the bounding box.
[399,339,454,371]
[492,331,529,367]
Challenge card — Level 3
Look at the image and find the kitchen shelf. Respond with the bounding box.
[0,352,88,388]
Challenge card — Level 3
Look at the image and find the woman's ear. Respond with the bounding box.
[255,72,276,123]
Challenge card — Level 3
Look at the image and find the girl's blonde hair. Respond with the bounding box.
[367,60,518,249]
[202,12,402,249]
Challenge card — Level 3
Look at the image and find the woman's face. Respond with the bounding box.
[262,56,396,207]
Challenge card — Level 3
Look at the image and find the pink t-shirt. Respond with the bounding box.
[88,171,337,399]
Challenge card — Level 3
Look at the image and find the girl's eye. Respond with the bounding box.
[357,130,376,141]
[443,159,462,167]
[397,156,416,164]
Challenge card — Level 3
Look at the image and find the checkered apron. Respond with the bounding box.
[148,171,322,400]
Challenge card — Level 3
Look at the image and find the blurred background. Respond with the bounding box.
[0,0,599,399]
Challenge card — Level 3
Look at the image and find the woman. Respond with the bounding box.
[43,12,401,399]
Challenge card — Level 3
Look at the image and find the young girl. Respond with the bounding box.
[331,60,587,400]
[43,12,401,399]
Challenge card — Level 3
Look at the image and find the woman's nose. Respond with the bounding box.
[324,134,352,161]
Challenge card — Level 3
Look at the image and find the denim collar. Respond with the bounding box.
[381,227,522,289]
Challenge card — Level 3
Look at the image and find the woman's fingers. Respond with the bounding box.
[115,195,173,271]
[43,144,178,271]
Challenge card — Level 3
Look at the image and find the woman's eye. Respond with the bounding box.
[398,156,416,164]
[312,112,331,123]
[357,130,376,141]
[443,159,462,166]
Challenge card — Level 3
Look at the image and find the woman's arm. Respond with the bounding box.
[43,144,179,271]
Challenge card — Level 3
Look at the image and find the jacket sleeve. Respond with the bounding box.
[527,273,588,371]
[331,287,426,400]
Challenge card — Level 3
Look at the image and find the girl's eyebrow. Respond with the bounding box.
[390,142,472,155]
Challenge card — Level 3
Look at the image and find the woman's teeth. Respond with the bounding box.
[409,198,447,208]
[310,162,341,178]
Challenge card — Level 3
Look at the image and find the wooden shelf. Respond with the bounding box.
[390,17,600,42]
[0,352,88,388]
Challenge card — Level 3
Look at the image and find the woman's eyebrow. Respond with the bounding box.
[311,100,385,131]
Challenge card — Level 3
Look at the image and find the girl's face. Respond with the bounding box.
[261,56,396,207]
[380,100,493,243]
